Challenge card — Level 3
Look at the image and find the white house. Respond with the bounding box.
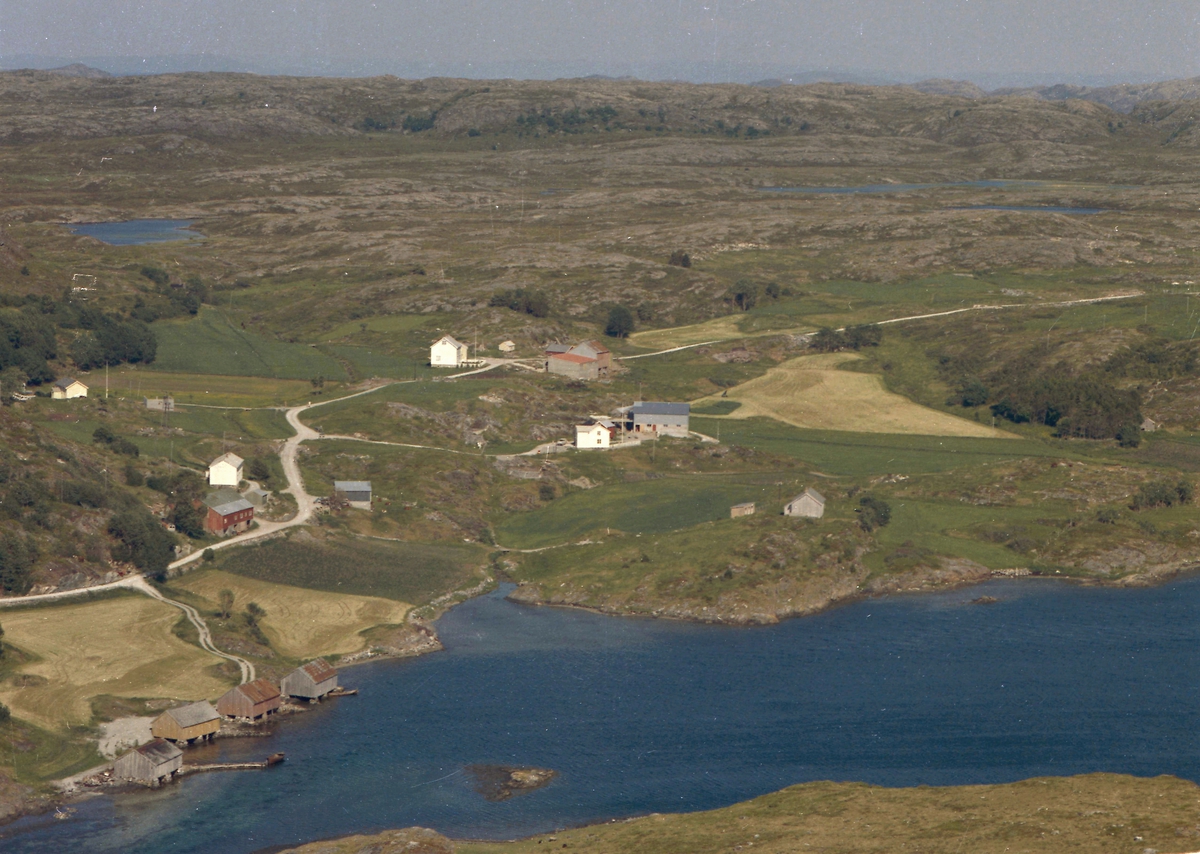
[208,452,245,487]
[784,487,826,519]
[51,378,88,400]
[430,335,469,368]
[575,420,616,449]
[498,340,516,354]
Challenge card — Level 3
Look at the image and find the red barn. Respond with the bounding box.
[202,492,255,536]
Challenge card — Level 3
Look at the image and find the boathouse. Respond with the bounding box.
[151,701,221,744]
[281,660,339,701]
[217,678,282,721]
[113,739,183,786]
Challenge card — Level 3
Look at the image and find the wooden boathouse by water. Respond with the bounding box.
[217,678,282,721]
[113,739,183,786]
[281,660,339,701]
[151,700,221,744]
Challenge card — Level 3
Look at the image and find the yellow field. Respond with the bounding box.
[0,596,231,730]
[171,570,410,659]
[703,353,1013,438]
[628,316,751,350]
[105,369,332,408]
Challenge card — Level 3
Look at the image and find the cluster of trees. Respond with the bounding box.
[810,324,883,353]
[147,469,207,539]
[0,309,58,385]
[668,250,691,268]
[987,376,1142,442]
[488,288,550,318]
[108,508,175,575]
[92,427,140,457]
[726,279,787,312]
[1131,479,1193,510]
[129,269,208,321]
[69,314,156,370]
[402,112,437,132]
[0,533,37,595]
[516,105,618,133]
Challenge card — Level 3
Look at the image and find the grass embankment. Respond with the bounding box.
[211,532,487,605]
[454,774,1200,854]
[169,570,410,659]
[0,593,231,732]
[698,353,1011,438]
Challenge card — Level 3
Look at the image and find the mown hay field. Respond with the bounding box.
[706,353,1012,438]
[0,595,230,730]
[171,570,410,659]
[628,315,754,351]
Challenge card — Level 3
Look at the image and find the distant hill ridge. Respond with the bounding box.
[910,76,1200,113]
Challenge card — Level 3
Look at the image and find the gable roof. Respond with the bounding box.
[433,335,465,349]
[543,343,572,354]
[54,377,85,389]
[631,401,690,416]
[164,700,219,729]
[334,480,372,493]
[233,678,281,705]
[571,339,610,356]
[210,452,244,469]
[298,659,337,683]
[550,352,596,365]
[205,496,255,516]
[135,738,183,764]
[790,487,826,506]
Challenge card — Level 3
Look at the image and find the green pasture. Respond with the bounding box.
[692,417,1055,476]
[107,368,327,407]
[495,473,806,549]
[323,344,437,381]
[214,533,485,604]
[323,313,432,341]
[150,308,348,380]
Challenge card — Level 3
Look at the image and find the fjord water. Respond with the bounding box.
[7,578,1200,853]
[65,220,202,245]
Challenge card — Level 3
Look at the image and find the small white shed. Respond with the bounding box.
[208,452,245,487]
[430,335,468,368]
[784,487,826,519]
[51,378,88,400]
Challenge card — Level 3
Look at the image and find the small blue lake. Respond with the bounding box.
[65,220,203,246]
[6,576,1200,853]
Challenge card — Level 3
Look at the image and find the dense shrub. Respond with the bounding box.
[668,250,691,268]
[857,495,891,532]
[0,533,37,595]
[489,288,550,318]
[811,324,883,353]
[605,305,635,338]
[1131,479,1193,510]
[990,375,1141,440]
[108,509,175,572]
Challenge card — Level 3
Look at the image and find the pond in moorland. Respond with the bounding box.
[6,576,1200,853]
[65,220,203,245]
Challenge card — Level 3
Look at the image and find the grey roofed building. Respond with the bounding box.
[163,700,220,729]
[334,480,372,505]
[784,487,826,519]
[281,659,339,700]
[206,496,255,517]
[625,401,691,436]
[113,738,183,786]
[543,342,572,355]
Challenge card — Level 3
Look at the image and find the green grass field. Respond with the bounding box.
[213,533,486,604]
[691,417,1056,476]
[150,308,349,380]
[108,368,329,407]
[496,473,808,549]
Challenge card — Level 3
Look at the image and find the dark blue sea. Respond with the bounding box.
[65,220,202,245]
[5,577,1200,853]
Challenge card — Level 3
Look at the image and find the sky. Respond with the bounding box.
[2,0,1199,85]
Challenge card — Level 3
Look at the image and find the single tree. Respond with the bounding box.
[605,306,635,338]
[857,496,892,533]
[217,589,234,619]
[0,620,5,659]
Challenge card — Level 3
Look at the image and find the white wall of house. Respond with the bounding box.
[208,460,242,487]
[431,336,467,368]
[52,381,88,400]
[575,424,611,448]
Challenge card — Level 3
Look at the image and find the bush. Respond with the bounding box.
[605,305,635,338]
[170,502,207,539]
[1131,479,1193,510]
[538,483,557,502]
[488,288,550,318]
[247,457,271,483]
[402,112,437,132]
[0,533,36,595]
[857,495,891,532]
[203,548,216,563]
[108,509,175,572]
[0,701,9,723]
[124,463,144,487]
[668,250,691,268]
[1116,421,1142,448]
